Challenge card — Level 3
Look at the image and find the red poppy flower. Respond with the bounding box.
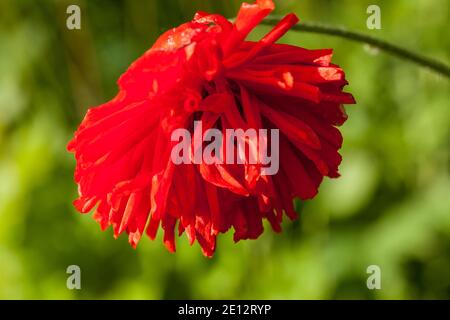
[68,0,355,257]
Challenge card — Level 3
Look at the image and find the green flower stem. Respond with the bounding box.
[261,18,450,79]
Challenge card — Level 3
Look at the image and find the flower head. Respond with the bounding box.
[68,0,355,257]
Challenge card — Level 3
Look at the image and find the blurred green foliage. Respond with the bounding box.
[0,0,449,299]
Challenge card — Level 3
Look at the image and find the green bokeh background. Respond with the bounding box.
[0,0,449,299]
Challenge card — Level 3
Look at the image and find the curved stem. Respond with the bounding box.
[261,18,450,79]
